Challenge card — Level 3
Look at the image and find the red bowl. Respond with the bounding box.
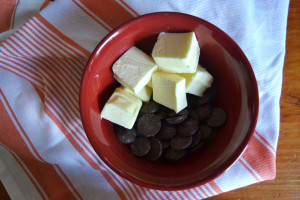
[80,12,259,190]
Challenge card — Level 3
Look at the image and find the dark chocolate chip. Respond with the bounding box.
[199,124,213,141]
[188,141,204,154]
[190,129,202,148]
[189,110,199,121]
[137,114,161,137]
[157,123,176,140]
[168,109,189,118]
[170,135,192,150]
[114,125,136,144]
[177,108,189,115]
[161,140,170,149]
[130,137,150,157]
[189,87,216,106]
[177,119,199,136]
[145,138,163,161]
[206,108,227,127]
[164,147,187,161]
[166,114,188,124]
[157,112,168,120]
[168,111,177,118]
[140,101,160,114]
[197,104,212,121]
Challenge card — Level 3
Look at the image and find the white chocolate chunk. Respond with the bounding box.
[179,65,213,96]
[101,87,142,129]
[122,85,152,102]
[136,86,152,102]
[152,32,200,73]
[146,79,152,88]
[112,46,158,94]
[152,71,187,113]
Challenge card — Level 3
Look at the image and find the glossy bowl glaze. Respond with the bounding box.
[80,12,259,190]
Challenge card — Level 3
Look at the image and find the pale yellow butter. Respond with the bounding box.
[152,71,187,113]
[112,46,158,94]
[146,79,152,88]
[152,32,200,73]
[179,65,213,96]
[101,87,142,129]
[122,85,152,102]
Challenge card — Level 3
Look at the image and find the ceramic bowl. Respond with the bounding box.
[80,12,259,190]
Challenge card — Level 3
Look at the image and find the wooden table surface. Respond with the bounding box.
[1,1,299,199]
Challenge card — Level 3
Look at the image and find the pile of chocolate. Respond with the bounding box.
[114,88,226,162]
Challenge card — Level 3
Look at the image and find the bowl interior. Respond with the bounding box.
[80,13,258,190]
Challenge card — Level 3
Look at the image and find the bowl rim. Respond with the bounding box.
[79,11,259,191]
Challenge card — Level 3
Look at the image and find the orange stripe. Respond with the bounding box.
[124,182,139,200]
[6,28,143,200]
[77,0,135,29]
[32,17,88,65]
[185,190,198,199]
[32,86,128,200]
[29,19,85,74]
[182,191,191,199]
[31,17,87,72]
[1,144,47,199]
[4,37,98,163]
[118,0,139,16]
[152,190,166,200]
[0,65,37,87]
[141,189,156,200]
[28,18,84,78]
[5,35,80,104]
[4,37,79,110]
[191,189,204,199]
[5,36,99,168]
[35,14,90,57]
[6,12,138,200]
[18,27,80,95]
[0,59,43,86]
[202,186,210,198]
[48,0,156,197]
[0,89,80,199]
[23,23,81,88]
[2,16,132,200]
[40,0,50,11]
[55,165,83,199]
[10,0,19,29]
[255,130,276,152]
[239,159,261,182]
[242,136,276,180]
[203,184,214,196]
[4,38,86,146]
[167,192,178,200]
[10,33,84,132]
[0,49,44,85]
[208,181,223,194]
[0,0,16,32]
[72,0,111,31]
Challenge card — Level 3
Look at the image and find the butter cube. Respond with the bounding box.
[112,46,158,94]
[152,71,187,113]
[152,32,200,73]
[179,65,213,96]
[136,86,152,102]
[122,86,152,102]
[146,79,152,88]
[101,87,142,129]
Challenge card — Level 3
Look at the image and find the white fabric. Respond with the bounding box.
[0,0,289,199]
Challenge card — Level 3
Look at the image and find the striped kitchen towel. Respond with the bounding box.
[0,0,289,199]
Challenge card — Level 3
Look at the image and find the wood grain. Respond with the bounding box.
[0,1,299,199]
